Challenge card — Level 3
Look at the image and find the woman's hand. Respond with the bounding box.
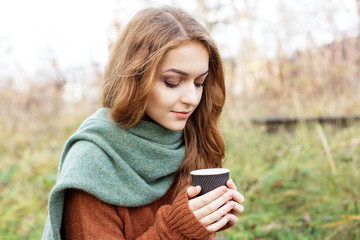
[187,180,244,232]
[225,179,245,216]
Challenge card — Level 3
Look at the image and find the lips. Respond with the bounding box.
[172,111,191,119]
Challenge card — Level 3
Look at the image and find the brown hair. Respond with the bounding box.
[102,6,226,194]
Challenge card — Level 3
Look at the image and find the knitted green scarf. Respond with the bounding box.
[42,108,186,240]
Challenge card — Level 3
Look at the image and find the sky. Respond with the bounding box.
[0,0,198,74]
[0,0,117,74]
[0,0,358,83]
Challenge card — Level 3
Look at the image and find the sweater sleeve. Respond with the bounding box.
[62,188,215,240]
[62,189,125,239]
[137,187,215,240]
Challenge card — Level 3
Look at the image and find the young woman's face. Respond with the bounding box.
[145,41,209,131]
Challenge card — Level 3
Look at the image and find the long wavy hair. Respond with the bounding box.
[102,6,226,195]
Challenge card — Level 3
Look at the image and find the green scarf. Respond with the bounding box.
[42,108,186,240]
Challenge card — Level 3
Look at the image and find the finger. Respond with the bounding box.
[226,179,237,190]
[199,200,236,226]
[194,192,233,219]
[227,214,239,227]
[187,186,201,198]
[189,186,227,211]
[231,202,244,216]
[206,214,231,232]
[227,189,245,204]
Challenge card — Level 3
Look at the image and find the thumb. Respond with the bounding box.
[187,185,201,198]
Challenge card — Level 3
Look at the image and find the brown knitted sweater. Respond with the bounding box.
[61,186,215,239]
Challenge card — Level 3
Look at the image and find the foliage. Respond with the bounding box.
[0,92,95,239]
[218,120,360,240]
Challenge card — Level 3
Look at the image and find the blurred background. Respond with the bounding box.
[1,0,359,239]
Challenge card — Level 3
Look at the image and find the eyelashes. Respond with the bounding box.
[163,79,205,88]
[164,80,180,88]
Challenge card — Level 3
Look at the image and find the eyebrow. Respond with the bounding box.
[163,68,209,77]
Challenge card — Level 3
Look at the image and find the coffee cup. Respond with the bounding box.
[190,168,230,196]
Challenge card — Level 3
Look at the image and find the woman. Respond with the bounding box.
[42,6,244,240]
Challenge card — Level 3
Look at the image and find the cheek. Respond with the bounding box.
[196,89,204,105]
[148,87,173,109]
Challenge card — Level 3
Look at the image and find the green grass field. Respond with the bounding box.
[219,120,360,239]
[1,106,359,239]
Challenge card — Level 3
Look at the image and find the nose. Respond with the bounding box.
[180,83,201,106]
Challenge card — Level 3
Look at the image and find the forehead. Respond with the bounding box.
[159,41,209,74]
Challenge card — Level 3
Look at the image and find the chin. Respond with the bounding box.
[163,122,187,131]
[166,125,186,131]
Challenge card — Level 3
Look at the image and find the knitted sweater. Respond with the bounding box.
[62,186,215,239]
[42,108,189,240]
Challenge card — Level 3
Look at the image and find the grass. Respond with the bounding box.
[0,100,92,239]
[1,101,359,239]
[219,121,360,239]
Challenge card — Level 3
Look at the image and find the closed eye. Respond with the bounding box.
[195,82,205,87]
[194,74,207,88]
[164,80,180,88]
